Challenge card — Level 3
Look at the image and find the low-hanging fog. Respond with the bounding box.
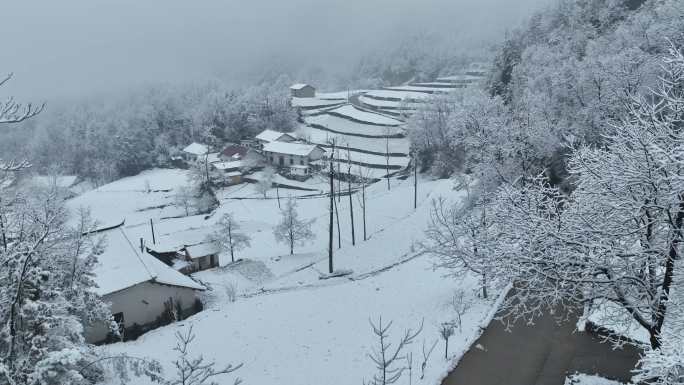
[1,0,548,101]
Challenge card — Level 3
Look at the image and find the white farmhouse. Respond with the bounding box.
[86,228,205,343]
[255,129,296,147]
[263,141,325,176]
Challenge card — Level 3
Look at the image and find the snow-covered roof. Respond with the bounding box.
[206,152,221,164]
[212,160,244,171]
[185,242,220,259]
[263,141,322,157]
[289,165,310,169]
[255,129,295,143]
[94,228,205,296]
[226,171,242,177]
[182,142,209,156]
[290,83,313,90]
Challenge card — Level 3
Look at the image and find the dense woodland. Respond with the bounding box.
[1,0,684,384]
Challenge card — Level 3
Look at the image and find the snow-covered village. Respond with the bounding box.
[1,1,684,385]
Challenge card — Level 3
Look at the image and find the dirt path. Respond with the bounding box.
[442,306,641,385]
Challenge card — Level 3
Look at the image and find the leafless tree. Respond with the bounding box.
[439,323,455,360]
[167,325,242,385]
[210,213,251,263]
[364,317,423,385]
[273,197,314,255]
[257,167,275,198]
[356,165,372,241]
[0,74,44,124]
[346,145,356,246]
[175,186,194,216]
[420,339,438,380]
[451,290,472,333]
[424,196,497,299]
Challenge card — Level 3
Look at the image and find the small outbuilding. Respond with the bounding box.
[290,83,316,98]
[255,129,297,146]
[211,160,244,185]
[178,242,221,274]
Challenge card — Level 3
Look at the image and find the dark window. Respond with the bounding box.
[113,312,125,337]
[300,159,304,165]
[290,158,293,165]
[279,156,284,166]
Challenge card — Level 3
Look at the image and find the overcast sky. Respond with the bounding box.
[1,0,548,101]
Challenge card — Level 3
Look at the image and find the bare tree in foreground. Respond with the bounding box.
[167,325,242,385]
[364,317,423,385]
[274,197,315,255]
[210,213,251,263]
[0,74,44,124]
[420,339,438,380]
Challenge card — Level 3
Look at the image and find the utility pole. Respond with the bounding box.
[150,218,156,245]
[328,145,335,274]
[347,145,355,246]
[413,150,418,210]
[385,128,391,191]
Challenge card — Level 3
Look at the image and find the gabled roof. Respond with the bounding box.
[263,141,323,157]
[182,142,209,156]
[94,228,205,296]
[255,129,296,143]
[185,242,220,259]
[290,83,313,90]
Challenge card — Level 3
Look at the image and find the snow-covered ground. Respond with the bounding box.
[73,166,503,385]
[328,105,404,126]
[359,95,423,110]
[565,374,626,385]
[305,114,404,137]
[297,125,410,155]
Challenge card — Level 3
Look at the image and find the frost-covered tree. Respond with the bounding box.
[209,213,250,263]
[492,46,684,350]
[273,198,314,255]
[0,185,112,385]
[257,168,275,199]
[424,195,498,299]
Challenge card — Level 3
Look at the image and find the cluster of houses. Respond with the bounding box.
[84,83,333,344]
[182,127,326,182]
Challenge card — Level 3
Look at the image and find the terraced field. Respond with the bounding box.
[295,66,487,180]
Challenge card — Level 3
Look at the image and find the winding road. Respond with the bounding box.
[442,302,641,385]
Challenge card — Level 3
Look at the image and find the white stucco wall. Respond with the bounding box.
[86,281,199,343]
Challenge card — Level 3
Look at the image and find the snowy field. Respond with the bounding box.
[565,374,626,385]
[305,114,404,137]
[359,95,423,110]
[364,89,433,101]
[329,105,404,126]
[297,125,410,155]
[91,171,503,385]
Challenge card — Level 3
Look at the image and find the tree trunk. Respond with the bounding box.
[334,190,341,249]
[444,338,449,360]
[482,271,488,299]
